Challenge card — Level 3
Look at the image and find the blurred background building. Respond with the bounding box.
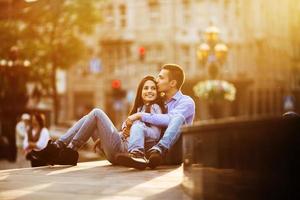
[64,0,300,125]
[1,0,299,127]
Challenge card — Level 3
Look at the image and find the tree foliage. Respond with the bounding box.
[0,0,102,123]
[1,0,101,90]
[28,0,100,87]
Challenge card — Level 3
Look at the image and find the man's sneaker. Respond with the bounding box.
[115,152,148,170]
[30,140,61,165]
[56,148,79,166]
[147,149,162,169]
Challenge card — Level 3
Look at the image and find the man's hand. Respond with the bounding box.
[125,118,133,127]
[127,113,142,122]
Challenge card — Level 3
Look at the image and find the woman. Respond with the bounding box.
[24,113,50,167]
[30,76,165,167]
[115,76,167,169]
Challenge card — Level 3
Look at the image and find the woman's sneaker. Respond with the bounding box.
[30,140,61,165]
[26,152,47,167]
[56,148,79,166]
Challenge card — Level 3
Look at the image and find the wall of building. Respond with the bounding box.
[65,0,300,122]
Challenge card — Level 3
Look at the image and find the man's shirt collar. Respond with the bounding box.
[166,90,182,104]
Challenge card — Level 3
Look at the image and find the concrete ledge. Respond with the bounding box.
[181,116,300,199]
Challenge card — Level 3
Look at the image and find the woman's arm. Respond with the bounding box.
[35,128,50,150]
[27,142,38,150]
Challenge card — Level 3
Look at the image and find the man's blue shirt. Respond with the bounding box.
[141,91,195,126]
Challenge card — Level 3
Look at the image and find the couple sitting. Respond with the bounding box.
[29,64,195,170]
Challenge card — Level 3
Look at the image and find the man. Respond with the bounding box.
[117,64,195,169]
[30,64,195,169]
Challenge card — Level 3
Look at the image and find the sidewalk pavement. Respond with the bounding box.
[0,125,102,170]
[0,161,189,200]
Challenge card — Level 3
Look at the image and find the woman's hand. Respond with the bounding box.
[122,126,131,138]
[122,117,135,138]
[27,142,37,150]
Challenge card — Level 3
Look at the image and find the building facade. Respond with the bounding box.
[65,0,300,123]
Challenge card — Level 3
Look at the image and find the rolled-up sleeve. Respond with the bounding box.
[141,113,170,126]
[141,97,195,126]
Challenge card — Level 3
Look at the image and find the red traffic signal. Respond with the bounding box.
[111,79,121,89]
[111,79,126,99]
[139,46,145,56]
[139,46,146,61]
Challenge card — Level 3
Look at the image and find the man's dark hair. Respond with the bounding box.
[162,64,185,89]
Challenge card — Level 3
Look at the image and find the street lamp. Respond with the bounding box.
[194,24,235,119]
[205,25,219,44]
[197,24,228,79]
[0,46,31,68]
[0,58,31,68]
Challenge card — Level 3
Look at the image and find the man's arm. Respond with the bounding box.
[140,97,195,126]
[140,113,171,126]
[127,103,167,126]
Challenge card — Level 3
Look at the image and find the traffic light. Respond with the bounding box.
[139,46,146,61]
[111,79,121,89]
[111,80,126,99]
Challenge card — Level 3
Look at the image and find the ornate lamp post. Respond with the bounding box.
[194,25,236,119]
[0,46,31,161]
[197,24,228,79]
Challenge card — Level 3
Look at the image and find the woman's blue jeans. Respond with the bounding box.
[58,108,128,163]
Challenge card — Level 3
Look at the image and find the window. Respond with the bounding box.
[182,0,191,25]
[105,4,114,26]
[148,0,160,26]
[235,0,240,17]
[153,45,163,60]
[119,4,127,28]
[143,44,163,62]
[181,45,191,71]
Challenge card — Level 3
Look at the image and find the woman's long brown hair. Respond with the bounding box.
[28,113,45,142]
[129,75,166,115]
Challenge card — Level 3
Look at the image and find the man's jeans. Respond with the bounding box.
[150,114,185,154]
[128,121,160,154]
[58,108,128,163]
